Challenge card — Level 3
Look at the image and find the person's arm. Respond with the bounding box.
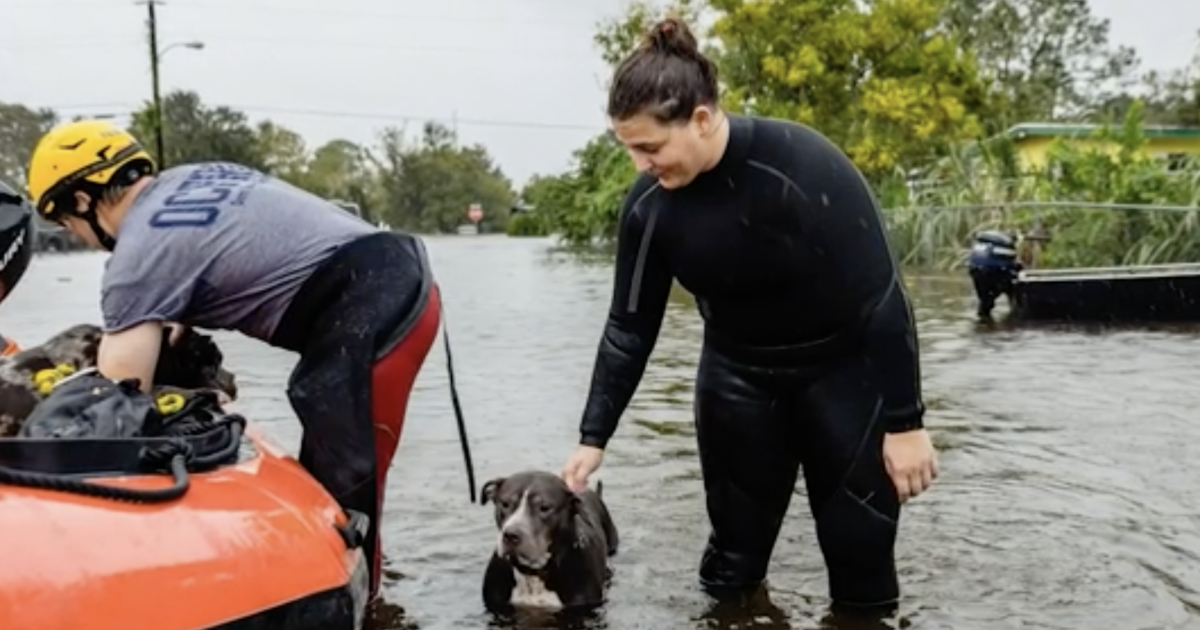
[829,191,926,434]
[783,130,926,433]
[809,185,925,433]
[578,180,673,449]
[99,261,196,393]
[863,279,926,433]
[97,322,163,393]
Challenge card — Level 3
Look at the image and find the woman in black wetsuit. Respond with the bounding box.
[559,17,939,610]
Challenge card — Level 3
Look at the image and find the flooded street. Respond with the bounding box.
[10,236,1200,630]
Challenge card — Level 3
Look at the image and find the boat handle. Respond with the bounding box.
[334,509,371,549]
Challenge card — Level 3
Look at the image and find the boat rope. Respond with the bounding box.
[0,413,245,504]
[0,449,190,503]
[441,308,477,504]
[0,308,478,508]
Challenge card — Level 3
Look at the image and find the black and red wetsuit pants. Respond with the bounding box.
[271,231,440,599]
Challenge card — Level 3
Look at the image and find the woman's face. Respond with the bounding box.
[611,108,715,190]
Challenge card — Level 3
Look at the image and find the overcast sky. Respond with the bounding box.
[3,0,1197,188]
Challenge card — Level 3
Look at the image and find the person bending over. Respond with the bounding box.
[25,121,443,599]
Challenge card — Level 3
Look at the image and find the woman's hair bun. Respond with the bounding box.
[643,16,699,56]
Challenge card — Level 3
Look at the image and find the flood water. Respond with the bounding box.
[9,236,1200,630]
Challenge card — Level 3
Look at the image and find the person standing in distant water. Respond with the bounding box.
[558,17,938,611]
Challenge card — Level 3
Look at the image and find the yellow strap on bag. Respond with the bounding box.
[155,392,186,415]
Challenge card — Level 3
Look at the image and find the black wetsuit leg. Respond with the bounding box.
[695,321,901,607]
[694,346,805,594]
[796,351,900,608]
[270,231,435,598]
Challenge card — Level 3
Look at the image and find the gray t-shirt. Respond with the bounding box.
[101,161,377,342]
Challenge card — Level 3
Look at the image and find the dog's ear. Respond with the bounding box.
[480,477,505,506]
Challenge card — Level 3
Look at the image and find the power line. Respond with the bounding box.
[5,0,584,27]
[0,3,599,34]
[230,105,605,131]
[6,102,133,112]
[0,37,595,59]
[159,1,590,27]
[39,103,606,132]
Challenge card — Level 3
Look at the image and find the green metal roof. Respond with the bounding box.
[1005,123,1200,140]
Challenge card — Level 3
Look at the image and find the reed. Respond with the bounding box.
[883,107,1200,271]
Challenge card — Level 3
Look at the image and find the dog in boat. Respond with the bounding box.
[480,470,619,614]
[0,323,238,437]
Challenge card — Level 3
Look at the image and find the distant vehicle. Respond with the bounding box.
[33,212,86,253]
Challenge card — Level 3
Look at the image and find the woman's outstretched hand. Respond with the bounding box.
[560,445,605,492]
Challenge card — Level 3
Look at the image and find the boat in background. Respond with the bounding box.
[964,201,1200,323]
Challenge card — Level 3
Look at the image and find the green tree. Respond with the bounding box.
[0,101,57,188]
[593,0,703,67]
[944,0,1140,125]
[130,90,267,169]
[371,122,516,233]
[255,120,309,182]
[1111,32,1200,125]
[711,0,991,176]
[304,139,379,222]
[528,0,996,243]
[370,127,412,228]
[519,0,694,245]
[528,133,635,245]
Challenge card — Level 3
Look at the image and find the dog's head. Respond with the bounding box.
[153,328,238,400]
[39,324,104,369]
[481,471,581,571]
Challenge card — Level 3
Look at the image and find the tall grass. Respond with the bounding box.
[883,105,1200,270]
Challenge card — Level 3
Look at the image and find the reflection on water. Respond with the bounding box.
[8,239,1200,629]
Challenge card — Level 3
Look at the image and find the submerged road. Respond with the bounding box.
[9,236,1200,630]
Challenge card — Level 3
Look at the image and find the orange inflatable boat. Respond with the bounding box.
[0,419,370,630]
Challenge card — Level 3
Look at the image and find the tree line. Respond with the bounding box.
[0,91,516,235]
[511,0,1200,270]
[3,0,1199,269]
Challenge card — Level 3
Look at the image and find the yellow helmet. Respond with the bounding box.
[26,119,156,222]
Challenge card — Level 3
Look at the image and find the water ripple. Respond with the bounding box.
[8,240,1200,629]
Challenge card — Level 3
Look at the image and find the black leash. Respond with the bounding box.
[440,304,477,504]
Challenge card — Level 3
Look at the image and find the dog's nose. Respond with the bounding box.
[502,530,522,548]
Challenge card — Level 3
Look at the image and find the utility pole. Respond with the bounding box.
[134,1,202,169]
[136,0,165,167]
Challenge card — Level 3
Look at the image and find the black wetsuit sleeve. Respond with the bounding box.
[864,278,926,433]
[782,145,926,434]
[578,179,672,449]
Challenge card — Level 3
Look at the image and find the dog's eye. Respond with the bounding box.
[499,500,512,510]
[538,504,553,514]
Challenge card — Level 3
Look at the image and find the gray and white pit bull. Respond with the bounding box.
[480,470,619,614]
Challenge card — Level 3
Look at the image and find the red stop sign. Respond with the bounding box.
[467,203,483,223]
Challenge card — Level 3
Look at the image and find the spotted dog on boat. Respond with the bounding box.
[480,470,619,615]
[0,323,238,437]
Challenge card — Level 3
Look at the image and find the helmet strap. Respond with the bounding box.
[78,199,117,251]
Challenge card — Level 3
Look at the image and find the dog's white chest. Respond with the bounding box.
[510,570,563,610]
